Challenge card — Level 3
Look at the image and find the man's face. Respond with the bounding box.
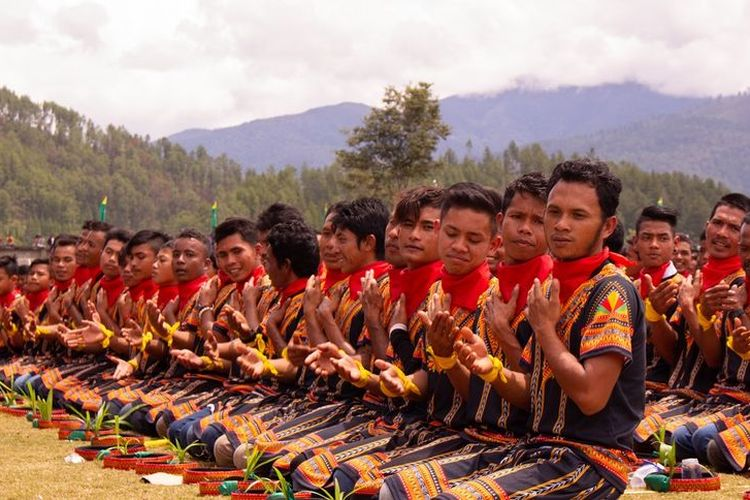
[76,230,106,267]
[26,264,50,293]
[384,214,405,268]
[51,245,77,282]
[739,224,750,276]
[99,240,124,279]
[705,205,745,260]
[319,214,342,271]
[635,220,675,269]
[121,256,137,288]
[399,206,440,269]
[172,238,208,283]
[673,241,693,274]
[333,228,372,274]
[215,233,258,283]
[545,181,615,261]
[0,269,16,295]
[501,192,547,264]
[129,243,157,285]
[438,207,495,275]
[152,248,175,285]
[262,247,288,289]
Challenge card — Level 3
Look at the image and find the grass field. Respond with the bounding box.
[0,412,749,499]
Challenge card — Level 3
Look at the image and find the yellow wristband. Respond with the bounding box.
[99,323,114,348]
[36,325,55,336]
[696,304,716,331]
[379,379,400,398]
[352,360,372,389]
[161,321,180,348]
[727,336,750,361]
[140,331,153,353]
[426,346,457,371]
[392,364,421,396]
[644,299,666,323]
[281,347,289,361]
[127,358,139,369]
[200,355,216,371]
[478,355,508,384]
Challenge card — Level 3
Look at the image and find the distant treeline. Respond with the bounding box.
[0,87,726,242]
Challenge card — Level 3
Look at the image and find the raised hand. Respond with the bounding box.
[419,310,457,357]
[304,342,342,376]
[286,331,313,367]
[454,326,494,376]
[678,273,701,312]
[303,275,324,312]
[646,275,679,315]
[360,270,383,325]
[199,276,219,308]
[486,286,519,339]
[728,316,750,354]
[241,277,259,308]
[725,284,747,312]
[527,278,561,336]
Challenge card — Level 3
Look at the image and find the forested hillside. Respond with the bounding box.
[0,87,726,242]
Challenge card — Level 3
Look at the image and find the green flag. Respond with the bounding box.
[210,201,218,230]
[99,196,108,222]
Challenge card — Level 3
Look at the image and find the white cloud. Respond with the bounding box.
[1,0,749,137]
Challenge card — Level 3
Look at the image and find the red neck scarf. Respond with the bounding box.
[348,261,391,298]
[441,262,492,311]
[398,261,443,316]
[638,261,675,299]
[99,275,125,308]
[321,266,348,294]
[388,265,405,306]
[609,251,637,269]
[178,275,208,309]
[157,283,179,309]
[74,265,101,287]
[0,289,19,308]
[496,254,554,317]
[53,278,73,293]
[280,277,309,301]
[129,278,158,303]
[553,248,610,305]
[237,265,266,291]
[701,255,743,292]
[26,289,49,312]
[217,270,231,289]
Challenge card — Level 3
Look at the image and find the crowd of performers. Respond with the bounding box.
[1,158,749,499]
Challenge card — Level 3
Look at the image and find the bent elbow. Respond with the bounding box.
[574,396,607,416]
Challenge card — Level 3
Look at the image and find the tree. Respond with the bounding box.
[336,82,450,199]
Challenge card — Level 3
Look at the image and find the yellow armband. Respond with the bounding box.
[426,346,457,371]
[644,299,666,323]
[127,358,139,369]
[200,355,216,371]
[352,360,372,389]
[140,331,153,353]
[696,304,716,331]
[478,355,508,384]
[379,364,421,398]
[100,323,114,349]
[36,325,55,336]
[281,347,289,361]
[250,336,278,376]
[161,321,180,348]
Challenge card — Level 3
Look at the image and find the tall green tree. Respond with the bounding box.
[336,82,450,199]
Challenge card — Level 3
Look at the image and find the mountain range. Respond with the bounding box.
[169,82,750,191]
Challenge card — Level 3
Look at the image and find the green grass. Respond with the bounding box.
[1,411,749,499]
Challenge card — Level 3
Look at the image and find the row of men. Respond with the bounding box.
[0,158,748,498]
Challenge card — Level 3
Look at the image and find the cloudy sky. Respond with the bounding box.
[2,0,749,137]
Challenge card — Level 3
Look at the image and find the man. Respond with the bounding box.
[632,206,682,386]
[74,220,111,287]
[674,233,694,277]
[441,159,645,499]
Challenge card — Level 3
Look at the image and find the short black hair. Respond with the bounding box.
[52,234,79,251]
[176,229,211,257]
[440,182,499,234]
[267,221,320,278]
[332,197,389,260]
[18,264,29,276]
[636,205,679,234]
[393,187,445,225]
[257,203,305,233]
[325,201,348,220]
[709,193,750,219]
[214,217,258,245]
[676,233,693,245]
[105,228,133,247]
[125,230,170,258]
[604,219,626,253]
[547,159,622,219]
[0,255,18,277]
[743,213,750,226]
[502,172,548,213]
[82,220,112,233]
[30,258,49,270]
